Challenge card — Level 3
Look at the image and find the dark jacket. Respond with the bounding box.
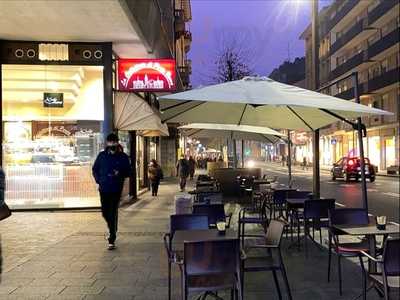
[92,149,132,193]
[176,159,189,177]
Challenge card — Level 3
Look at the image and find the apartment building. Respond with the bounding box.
[301,0,399,172]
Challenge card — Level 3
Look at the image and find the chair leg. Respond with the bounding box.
[272,270,282,300]
[358,255,367,300]
[230,288,234,300]
[328,235,332,282]
[281,264,293,300]
[338,255,343,296]
[318,227,322,244]
[304,220,308,258]
[168,261,172,300]
[382,274,389,300]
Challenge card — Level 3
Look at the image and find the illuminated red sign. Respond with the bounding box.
[117,59,176,92]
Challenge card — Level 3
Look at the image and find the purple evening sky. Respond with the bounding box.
[188,0,333,87]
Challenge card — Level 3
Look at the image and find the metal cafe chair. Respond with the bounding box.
[285,190,313,240]
[327,208,370,296]
[192,203,233,228]
[238,197,269,248]
[182,239,243,300]
[360,238,400,300]
[241,220,293,300]
[163,214,209,300]
[302,199,335,256]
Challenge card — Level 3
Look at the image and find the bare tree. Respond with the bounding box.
[197,28,256,85]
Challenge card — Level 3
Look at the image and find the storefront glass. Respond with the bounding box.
[368,136,381,170]
[136,135,145,190]
[2,65,104,208]
[385,137,396,168]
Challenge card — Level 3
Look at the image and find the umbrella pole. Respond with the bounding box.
[241,140,245,168]
[313,129,320,198]
[287,130,292,188]
[233,139,237,168]
[353,72,368,211]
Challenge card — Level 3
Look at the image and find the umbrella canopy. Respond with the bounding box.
[179,123,285,144]
[159,77,392,131]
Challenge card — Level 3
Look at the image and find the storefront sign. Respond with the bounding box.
[117,59,176,92]
[43,93,63,108]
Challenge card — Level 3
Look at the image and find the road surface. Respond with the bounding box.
[257,162,400,222]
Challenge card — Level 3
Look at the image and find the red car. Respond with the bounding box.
[331,157,376,182]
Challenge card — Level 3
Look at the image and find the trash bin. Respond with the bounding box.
[175,194,193,214]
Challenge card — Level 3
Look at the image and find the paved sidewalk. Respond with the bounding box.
[0,178,383,299]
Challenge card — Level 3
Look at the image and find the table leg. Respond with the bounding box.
[368,235,377,273]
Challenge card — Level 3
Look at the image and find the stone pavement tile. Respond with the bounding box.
[59,285,105,296]
[51,272,95,279]
[60,278,97,287]
[1,295,48,300]
[85,295,133,300]
[0,277,33,286]
[47,296,85,300]
[92,272,143,280]
[94,277,139,287]
[81,265,117,273]
[0,285,19,295]
[28,278,64,287]
[99,287,141,298]
[10,286,66,297]
[3,270,56,279]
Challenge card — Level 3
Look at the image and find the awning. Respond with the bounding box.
[114,92,169,136]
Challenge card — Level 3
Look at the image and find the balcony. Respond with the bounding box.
[330,18,365,55]
[328,0,360,32]
[175,9,185,36]
[178,65,191,87]
[334,67,400,100]
[368,0,398,26]
[184,59,192,74]
[367,27,400,59]
[330,51,366,80]
[367,67,400,92]
[184,31,192,52]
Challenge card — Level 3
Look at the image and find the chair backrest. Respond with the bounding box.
[304,199,335,219]
[383,238,400,276]
[193,204,225,226]
[286,190,313,200]
[273,189,288,205]
[170,214,209,236]
[265,220,285,246]
[196,192,222,204]
[184,239,239,276]
[328,208,369,226]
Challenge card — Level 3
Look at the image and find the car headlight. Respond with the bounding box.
[246,160,255,168]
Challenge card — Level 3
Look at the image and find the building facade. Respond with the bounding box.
[301,0,399,172]
[0,0,192,209]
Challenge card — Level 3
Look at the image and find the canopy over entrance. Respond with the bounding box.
[114,92,169,136]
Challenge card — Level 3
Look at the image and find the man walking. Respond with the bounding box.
[93,133,132,250]
[176,155,189,192]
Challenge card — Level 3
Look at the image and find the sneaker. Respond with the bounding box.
[108,243,116,250]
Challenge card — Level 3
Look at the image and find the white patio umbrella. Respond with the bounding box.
[159,77,391,130]
[159,76,392,204]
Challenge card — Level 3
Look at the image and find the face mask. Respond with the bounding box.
[108,145,117,153]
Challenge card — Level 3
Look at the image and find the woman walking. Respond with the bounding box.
[148,159,163,196]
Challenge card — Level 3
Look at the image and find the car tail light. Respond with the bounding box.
[348,160,354,166]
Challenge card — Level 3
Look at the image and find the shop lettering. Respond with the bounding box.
[117,59,176,92]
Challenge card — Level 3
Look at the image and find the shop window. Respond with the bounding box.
[2,64,104,209]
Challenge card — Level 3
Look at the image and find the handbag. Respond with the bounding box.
[0,203,11,221]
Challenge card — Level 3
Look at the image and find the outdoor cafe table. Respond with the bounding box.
[172,229,237,254]
[333,223,400,272]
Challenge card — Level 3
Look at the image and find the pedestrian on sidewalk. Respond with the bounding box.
[176,155,189,192]
[148,159,163,196]
[92,133,132,250]
[302,156,308,171]
[188,156,196,180]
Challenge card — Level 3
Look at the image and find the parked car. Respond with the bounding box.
[331,157,376,182]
